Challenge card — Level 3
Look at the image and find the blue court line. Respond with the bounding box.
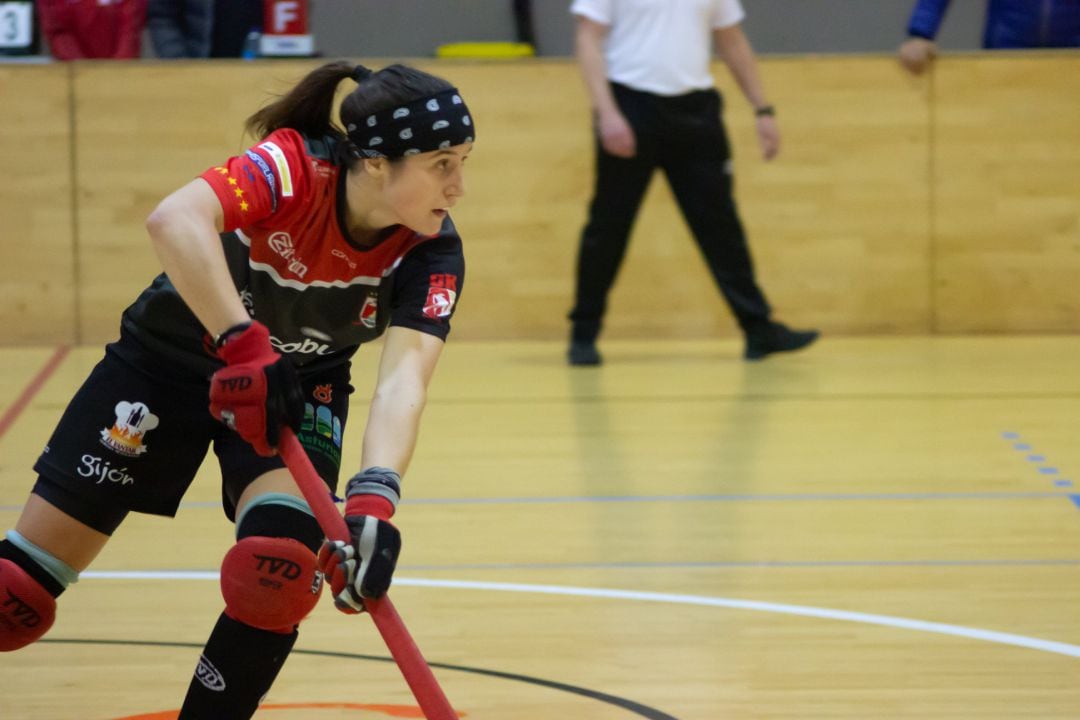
[394,558,1080,572]
[398,491,1073,506]
[1002,431,1075,511]
[0,490,1074,514]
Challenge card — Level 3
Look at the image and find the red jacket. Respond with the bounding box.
[37,0,148,60]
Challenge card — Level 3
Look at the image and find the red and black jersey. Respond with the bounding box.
[119,128,464,378]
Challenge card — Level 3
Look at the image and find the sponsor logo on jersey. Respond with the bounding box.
[243,151,278,212]
[313,384,333,404]
[258,141,294,197]
[270,335,333,355]
[301,402,344,463]
[267,231,308,278]
[100,401,159,457]
[331,247,357,270]
[355,294,378,328]
[423,273,458,319]
[78,454,135,486]
[195,654,226,692]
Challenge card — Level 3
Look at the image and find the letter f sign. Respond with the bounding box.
[273,1,300,32]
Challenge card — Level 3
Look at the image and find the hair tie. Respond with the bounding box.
[351,65,374,83]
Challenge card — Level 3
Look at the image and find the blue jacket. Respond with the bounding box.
[907,0,1080,48]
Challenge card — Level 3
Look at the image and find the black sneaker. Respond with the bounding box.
[567,341,602,366]
[744,322,819,361]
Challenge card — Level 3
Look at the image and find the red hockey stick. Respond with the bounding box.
[278,428,459,720]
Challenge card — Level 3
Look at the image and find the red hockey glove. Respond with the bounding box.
[317,467,402,614]
[209,321,304,456]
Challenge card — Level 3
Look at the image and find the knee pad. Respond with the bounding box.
[221,498,324,633]
[221,536,322,633]
[0,559,57,651]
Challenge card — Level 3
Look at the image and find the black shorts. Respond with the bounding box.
[33,332,353,535]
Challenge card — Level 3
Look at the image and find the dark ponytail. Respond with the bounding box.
[245,61,458,163]
[245,61,354,140]
[338,64,454,128]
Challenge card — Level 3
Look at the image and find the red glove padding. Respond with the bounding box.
[318,468,402,614]
[209,321,304,456]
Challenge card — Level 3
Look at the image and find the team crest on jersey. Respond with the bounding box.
[423,273,458,319]
[100,401,159,457]
[355,295,378,328]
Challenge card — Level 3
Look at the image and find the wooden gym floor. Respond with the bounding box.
[1,336,1078,719]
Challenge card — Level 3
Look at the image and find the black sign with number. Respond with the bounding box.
[0,1,38,56]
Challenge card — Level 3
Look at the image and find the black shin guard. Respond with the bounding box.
[178,501,323,718]
[178,613,298,720]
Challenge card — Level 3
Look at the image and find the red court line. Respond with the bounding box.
[0,346,70,441]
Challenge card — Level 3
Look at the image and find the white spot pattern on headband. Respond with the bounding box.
[369,136,383,146]
[432,120,449,130]
[439,140,451,149]
[366,115,376,127]
[426,99,440,111]
[347,123,357,132]
[393,108,410,119]
[462,116,471,126]
[399,128,413,140]
[464,136,473,143]
[404,148,421,156]
[452,95,462,104]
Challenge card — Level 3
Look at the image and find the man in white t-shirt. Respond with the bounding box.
[566,0,818,364]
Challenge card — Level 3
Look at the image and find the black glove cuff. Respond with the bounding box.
[214,321,254,349]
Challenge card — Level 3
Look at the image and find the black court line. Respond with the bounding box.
[41,638,679,720]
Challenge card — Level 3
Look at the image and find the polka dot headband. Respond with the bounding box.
[346,87,475,159]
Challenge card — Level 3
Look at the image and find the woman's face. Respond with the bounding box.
[381,143,471,235]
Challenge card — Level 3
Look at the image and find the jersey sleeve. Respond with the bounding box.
[198,128,311,232]
[388,232,465,341]
[712,0,746,29]
[570,0,612,25]
[906,0,950,40]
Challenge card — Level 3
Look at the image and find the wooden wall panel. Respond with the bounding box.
[2,54,1075,345]
[933,53,1080,333]
[0,65,76,344]
[720,56,931,335]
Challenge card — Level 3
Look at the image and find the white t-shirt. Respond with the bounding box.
[570,0,745,96]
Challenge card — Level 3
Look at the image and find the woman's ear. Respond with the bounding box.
[363,157,391,181]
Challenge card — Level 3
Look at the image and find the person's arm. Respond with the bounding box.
[575,14,636,158]
[113,0,147,59]
[898,0,952,75]
[315,326,444,614]
[146,0,190,58]
[144,178,251,338]
[35,0,84,60]
[359,326,445,475]
[714,23,780,161]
